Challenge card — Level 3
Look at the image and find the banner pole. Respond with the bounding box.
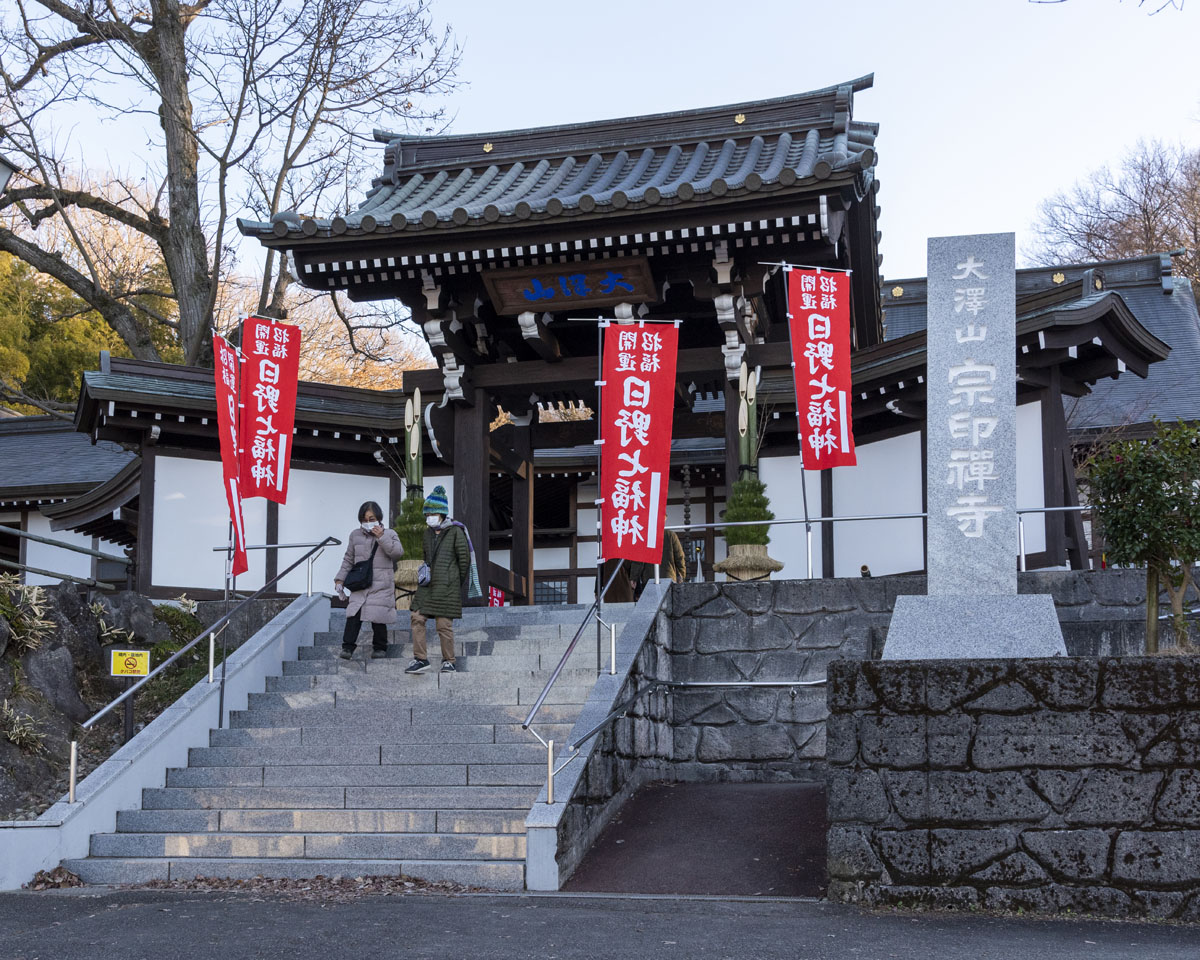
[596,319,603,673]
[784,266,815,579]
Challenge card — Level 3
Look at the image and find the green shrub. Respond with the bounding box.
[393,494,427,557]
[1088,419,1200,651]
[723,476,774,547]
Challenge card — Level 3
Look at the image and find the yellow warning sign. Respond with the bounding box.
[110,649,150,677]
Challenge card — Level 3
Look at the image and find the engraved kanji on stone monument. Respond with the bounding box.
[883,232,1065,660]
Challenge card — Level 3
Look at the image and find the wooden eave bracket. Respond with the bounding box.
[517,310,563,362]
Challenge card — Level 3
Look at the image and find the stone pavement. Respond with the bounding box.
[2,888,1197,960]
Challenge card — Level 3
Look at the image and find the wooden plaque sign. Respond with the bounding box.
[481,255,657,316]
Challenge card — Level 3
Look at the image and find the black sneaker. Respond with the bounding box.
[371,649,387,660]
[404,658,431,674]
[338,648,353,660]
[441,661,457,673]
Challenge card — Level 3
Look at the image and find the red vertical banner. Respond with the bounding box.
[239,316,302,502]
[212,334,248,577]
[787,268,857,468]
[600,322,679,564]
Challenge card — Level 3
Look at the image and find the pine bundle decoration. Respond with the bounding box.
[723,477,774,547]
[392,494,427,557]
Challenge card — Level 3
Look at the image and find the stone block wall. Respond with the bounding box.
[659,571,1177,782]
[663,579,906,781]
[825,656,1200,919]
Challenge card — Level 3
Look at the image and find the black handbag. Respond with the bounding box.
[342,539,378,592]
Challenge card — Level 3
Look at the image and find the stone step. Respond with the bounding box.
[116,809,221,833]
[331,685,594,707]
[264,667,598,692]
[313,624,586,644]
[242,685,593,710]
[91,830,526,861]
[115,808,524,835]
[167,763,546,788]
[228,702,581,727]
[61,856,524,890]
[188,743,546,767]
[291,651,556,671]
[209,722,571,747]
[140,784,540,810]
[304,643,585,662]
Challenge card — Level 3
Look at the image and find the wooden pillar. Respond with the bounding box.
[136,446,155,594]
[511,425,535,605]
[453,387,490,605]
[1040,369,1088,570]
[821,470,834,578]
[1039,372,1067,567]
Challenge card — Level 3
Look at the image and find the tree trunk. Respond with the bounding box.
[147,1,215,366]
[1146,566,1159,655]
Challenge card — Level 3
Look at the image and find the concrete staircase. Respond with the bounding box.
[65,604,625,890]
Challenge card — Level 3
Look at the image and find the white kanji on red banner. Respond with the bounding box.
[239,317,301,503]
[600,323,679,564]
[787,269,856,469]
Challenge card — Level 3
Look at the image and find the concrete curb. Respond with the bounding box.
[524,584,668,891]
[0,593,330,890]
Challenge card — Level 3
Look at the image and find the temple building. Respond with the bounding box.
[7,75,1193,600]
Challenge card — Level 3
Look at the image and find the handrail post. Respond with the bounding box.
[208,633,215,684]
[546,739,554,804]
[307,555,314,597]
[68,740,77,804]
[806,525,813,579]
[609,621,616,676]
[1019,514,1027,573]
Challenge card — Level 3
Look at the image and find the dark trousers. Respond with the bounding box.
[342,613,387,652]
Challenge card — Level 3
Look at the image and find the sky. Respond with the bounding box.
[410,0,1200,280]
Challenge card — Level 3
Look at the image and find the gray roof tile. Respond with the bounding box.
[881,255,1200,430]
[239,77,877,241]
[0,417,134,498]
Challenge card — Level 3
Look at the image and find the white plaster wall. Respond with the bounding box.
[276,469,390,593]
[832,431,924,577]
[758,456,823,579]
[1016,400,1047,556]
[23,514,96,586]
[534,547,571,569]
[152,455,267,591]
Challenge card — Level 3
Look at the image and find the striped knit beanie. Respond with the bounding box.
[423,485,449,516]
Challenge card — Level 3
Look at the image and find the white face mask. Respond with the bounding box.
[361,521,377,532]
[425,515,442,528]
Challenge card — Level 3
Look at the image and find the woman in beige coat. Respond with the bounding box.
[334,500,403,659]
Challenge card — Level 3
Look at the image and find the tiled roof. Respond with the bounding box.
[238,77,877,242]
[77,359,408,432]
[880,254,1199,429]
[0,417,134,500]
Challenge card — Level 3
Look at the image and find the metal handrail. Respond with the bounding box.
[0,558,115,591]
[537,679,828,805]
[210,539,337,599]
[522,559,625,734]
[1016,505,1089,572]
[67,535,341,803]
[5,527,131,565]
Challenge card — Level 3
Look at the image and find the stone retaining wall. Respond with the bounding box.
[825,656,1200,919]
[660,570,1183,783]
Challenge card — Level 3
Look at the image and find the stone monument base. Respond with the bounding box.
[882,593,1066,659]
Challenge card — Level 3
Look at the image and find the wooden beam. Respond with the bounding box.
[453,387,490,605]
[510,425,534,605]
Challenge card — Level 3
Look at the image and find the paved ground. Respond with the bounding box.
[2,888,1198,960]
[564,781,826,897]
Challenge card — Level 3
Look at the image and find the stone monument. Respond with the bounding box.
[883,232,1066,659]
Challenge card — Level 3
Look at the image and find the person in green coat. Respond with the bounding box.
[406,485,470,674]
